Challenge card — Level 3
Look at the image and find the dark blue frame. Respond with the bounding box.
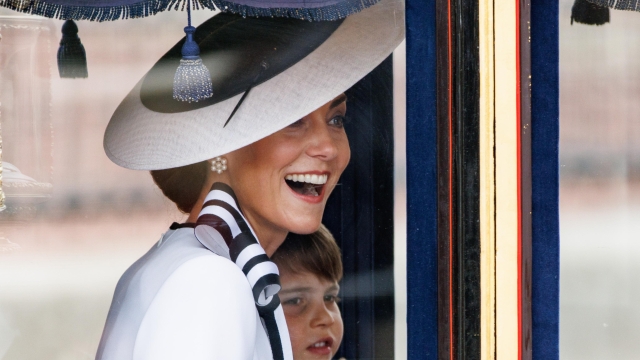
[405,0,559,357]
[406,0,439,357]
[530,0,560,357]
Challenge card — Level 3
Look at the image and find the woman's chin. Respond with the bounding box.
[285,218,323,235]
[279,194,326,234]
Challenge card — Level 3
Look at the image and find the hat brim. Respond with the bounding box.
[104,0,405,170]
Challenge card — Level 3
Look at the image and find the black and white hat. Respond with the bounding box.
[104,0,405,170]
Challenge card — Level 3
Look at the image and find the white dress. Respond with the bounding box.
[95,226,274,360]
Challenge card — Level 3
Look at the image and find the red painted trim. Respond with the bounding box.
[516,0,523,358]
[448,0,455,356]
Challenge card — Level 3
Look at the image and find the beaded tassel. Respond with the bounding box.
[173,0,213,102]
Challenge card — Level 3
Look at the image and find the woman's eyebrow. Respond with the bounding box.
[329,94,348,109]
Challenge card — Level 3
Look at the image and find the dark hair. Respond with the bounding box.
[150,161,208,213]
[271,224,343,283]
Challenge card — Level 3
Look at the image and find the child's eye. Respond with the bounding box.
[324,295,341,303]
[283,297,302,306]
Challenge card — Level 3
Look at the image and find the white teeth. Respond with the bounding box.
[312,342,327,348]
[285,174,328,185]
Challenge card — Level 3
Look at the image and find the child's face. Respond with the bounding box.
[279,270,344,360]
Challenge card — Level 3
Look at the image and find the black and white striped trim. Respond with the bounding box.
[194,182,292,360]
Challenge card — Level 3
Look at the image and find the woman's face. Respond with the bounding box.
[225,94,350,243]
[279,271,343,360]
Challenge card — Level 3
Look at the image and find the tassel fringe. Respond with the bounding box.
[0,0,380,22]
[57,42,88,78]
[172,16,213,103]
[581,0,640,12]
[212,0,381,21]
[173,58,213,102]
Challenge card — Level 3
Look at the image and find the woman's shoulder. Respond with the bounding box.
[162,250,250,292]
[113,227,252,314]
[148,227,253,303]
[118,228,233,284]
[133,246,259,359]
[159,228,247,283]
[99,228,259,360]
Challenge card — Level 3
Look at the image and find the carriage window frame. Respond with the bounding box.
[406,0,560,358]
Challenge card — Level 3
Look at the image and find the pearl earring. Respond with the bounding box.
[211,157,228,174]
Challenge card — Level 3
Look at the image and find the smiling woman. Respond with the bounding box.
[96,1,404,359]
[216,94,350,243]
[151,93,349,253]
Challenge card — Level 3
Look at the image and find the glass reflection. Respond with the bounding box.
[0,12,203,359]
[560,3,640,358]
[0,9,408,360]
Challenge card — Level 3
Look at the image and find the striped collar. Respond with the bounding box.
[194,182,293,360]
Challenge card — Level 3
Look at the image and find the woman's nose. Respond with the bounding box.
[310,304,336,328]
[305,118,339,161]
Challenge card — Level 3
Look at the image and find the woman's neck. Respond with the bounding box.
[186,186,209,223]
[186,179,287,257]
[187,172,226,223]
[241,211,288,257]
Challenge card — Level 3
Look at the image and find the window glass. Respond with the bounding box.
[0,13,192,359]
[393,40,407,360]
[560,4,640,358]
[0,8,407,359]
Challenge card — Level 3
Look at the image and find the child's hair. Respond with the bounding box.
[271,224,343,283]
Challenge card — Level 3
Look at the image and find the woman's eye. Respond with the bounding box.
[287,119,304,128]
[328,115,347,128]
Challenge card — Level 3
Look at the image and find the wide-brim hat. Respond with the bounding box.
[104,0,405,170]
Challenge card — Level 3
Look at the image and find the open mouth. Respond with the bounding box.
[285,173,328,197]
[306,338,334,355]
[309,340,331,348]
